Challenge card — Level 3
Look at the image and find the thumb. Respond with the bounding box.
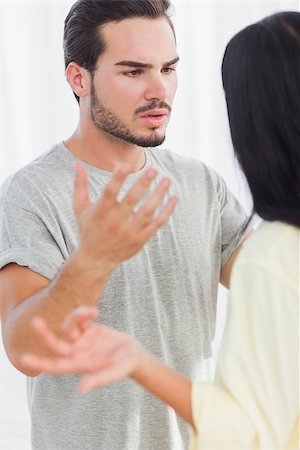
[73,162,91,217]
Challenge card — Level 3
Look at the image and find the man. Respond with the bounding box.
[0,1,248,449]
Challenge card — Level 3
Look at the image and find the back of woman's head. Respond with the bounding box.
[222,11,300,227]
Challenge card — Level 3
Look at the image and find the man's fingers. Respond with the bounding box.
[141,196,178,240]
[118,168,158,216]
[97,164,132,214]
[134,177,172,226]
[73,162,91,217]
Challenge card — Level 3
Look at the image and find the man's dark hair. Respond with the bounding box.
[64,0,174,103]
[222,11,300,227]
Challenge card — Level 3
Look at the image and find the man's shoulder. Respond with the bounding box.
[150,148,232,203]
[0,142,70,206]
[149,148,219,183]
[151,147,205,167]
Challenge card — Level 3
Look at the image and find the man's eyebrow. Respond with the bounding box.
[115,61,152,69]
[115,56,180,69]
[163,56,180,67]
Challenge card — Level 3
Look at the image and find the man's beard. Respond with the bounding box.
[90,81,168,148]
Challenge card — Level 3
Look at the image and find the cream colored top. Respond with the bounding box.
[190,221,300,450]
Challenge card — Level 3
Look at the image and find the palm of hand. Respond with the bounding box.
[22,315,141,392]
[62,324,139,376]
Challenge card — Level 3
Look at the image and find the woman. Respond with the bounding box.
[21,11,299,449]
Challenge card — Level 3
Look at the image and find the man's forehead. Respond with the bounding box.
[100,16,176,59]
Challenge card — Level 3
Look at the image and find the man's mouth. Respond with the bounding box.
[139,109,169,127]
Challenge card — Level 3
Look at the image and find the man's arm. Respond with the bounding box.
[0,163,177,376]
[0,253,112,377]
[220,231,252,288]
[21,309,193,426]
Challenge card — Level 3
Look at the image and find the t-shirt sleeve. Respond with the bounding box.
[211,171,248,267]
[0,200,65,279]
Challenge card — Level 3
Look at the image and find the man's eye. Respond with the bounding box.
[123,69,143,77]
[161,67,176,74]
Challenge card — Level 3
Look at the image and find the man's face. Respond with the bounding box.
[89,17,178,147]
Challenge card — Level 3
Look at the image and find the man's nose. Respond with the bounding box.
[144,75,167,102]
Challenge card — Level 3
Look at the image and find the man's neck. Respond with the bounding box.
[64,125,146,173]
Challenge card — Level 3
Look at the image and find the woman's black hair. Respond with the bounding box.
[222,11,300,227]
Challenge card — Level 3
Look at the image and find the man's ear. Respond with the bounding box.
[66,62,90,100]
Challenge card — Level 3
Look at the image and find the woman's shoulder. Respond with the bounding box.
[232,221,299,293]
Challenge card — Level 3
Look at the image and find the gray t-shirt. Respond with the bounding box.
[0,142,247,450]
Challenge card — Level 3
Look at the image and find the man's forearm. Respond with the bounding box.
[4,248,115,375]
[2,165,176,375]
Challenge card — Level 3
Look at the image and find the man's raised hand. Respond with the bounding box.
[73,162,177,268]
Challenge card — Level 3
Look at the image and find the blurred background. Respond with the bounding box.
[0,1,299,449]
